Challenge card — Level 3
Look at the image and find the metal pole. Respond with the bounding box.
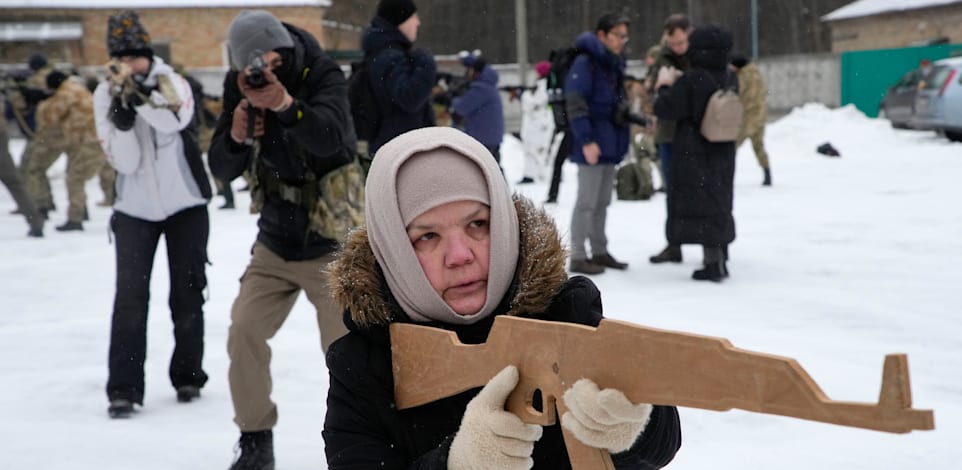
[515,0,529,87]
[751,0,759,59]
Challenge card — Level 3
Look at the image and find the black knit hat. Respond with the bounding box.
[28,53,48,71]
[106,10,154,58]
[377,0,417,26]
[46,71,68,91]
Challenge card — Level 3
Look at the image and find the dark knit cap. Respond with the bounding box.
[377,0,417,26]
[46,71,68,91]
[106,10,154,58]
[730,53,750,68]
[28,53,48,71]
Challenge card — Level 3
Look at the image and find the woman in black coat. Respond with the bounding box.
[323,127,681,469]
[653,24,737,282]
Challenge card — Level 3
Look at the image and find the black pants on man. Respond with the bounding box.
[107,205,210,404]
[547,131,571,203]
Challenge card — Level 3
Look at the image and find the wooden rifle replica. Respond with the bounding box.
[391,316,934,469]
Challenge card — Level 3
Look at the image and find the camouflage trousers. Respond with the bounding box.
[64,143,106,222]
[23,131,67,211]
[98,162,116,205]
[24,133,104,221]
[737,126,770,170]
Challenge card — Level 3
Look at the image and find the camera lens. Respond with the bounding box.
[245,68,266,88]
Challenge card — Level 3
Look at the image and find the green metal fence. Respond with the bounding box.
[841,43,962,117]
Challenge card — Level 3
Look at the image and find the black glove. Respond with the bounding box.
[109,96,137,131]
[611,100,648,128]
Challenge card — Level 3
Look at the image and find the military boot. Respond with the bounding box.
[762,168,772,186]
[229,430,275,470]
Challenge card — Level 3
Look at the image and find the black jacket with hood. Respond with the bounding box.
[209,22,357,261]
[323,196,682,469]
[653,25,737,247]
[361,16,436,155]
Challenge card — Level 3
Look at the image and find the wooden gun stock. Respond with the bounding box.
[391,316,934,469]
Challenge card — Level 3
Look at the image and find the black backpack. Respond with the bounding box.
[546,47,585,130]
[347,58,380,142]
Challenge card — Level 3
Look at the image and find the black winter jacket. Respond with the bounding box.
[323,197,682,469]
[654,25,737,247]
[208,23,356,261]
[361,16,436,155]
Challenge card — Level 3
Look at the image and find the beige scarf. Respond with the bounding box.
[365,127,519,324]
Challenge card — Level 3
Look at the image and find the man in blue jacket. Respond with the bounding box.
[452,54,504,170]
[565,13,632,275]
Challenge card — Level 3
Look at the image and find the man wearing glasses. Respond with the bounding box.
[564,12,633,275]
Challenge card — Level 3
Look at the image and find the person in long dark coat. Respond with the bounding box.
[323,127,682,469]
[653,24,737,282]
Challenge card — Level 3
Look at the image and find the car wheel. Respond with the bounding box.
[945,131,962,142]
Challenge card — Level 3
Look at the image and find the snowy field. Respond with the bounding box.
[1,104,959,469]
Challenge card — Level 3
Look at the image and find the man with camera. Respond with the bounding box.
[208,10,359,470]
[564,13,635,275]
[92,10,212,419]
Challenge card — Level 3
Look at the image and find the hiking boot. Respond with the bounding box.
[229,430,275,470]
[108,399,135,419]
[55,221,84,232]
[692,261,728,282]
[176,385,201,403]
[591,253,628,270]
[649,245,682,264]
[569,259,605,275]
[762,168,772,186]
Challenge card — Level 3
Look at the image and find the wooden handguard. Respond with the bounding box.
[391,316,934,469]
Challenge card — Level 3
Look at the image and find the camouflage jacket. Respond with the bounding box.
[737,62,768,134]
[37,79,98,145]
[646,47,690,144]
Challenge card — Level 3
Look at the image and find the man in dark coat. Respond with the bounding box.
[362,0,436,155]
[653,24,737,282]
[564,13,633,275]
[647,13,692,264]
[208,10,358,469]
[323,127,681,469]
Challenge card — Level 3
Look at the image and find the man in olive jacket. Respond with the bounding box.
[731,54,772,186]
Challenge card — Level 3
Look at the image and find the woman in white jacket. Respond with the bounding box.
[92,10,212,419]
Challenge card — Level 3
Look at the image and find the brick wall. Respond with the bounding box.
[2,7,325,68]
[830,5,962,53]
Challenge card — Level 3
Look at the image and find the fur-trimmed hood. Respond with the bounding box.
[328,194,568,329]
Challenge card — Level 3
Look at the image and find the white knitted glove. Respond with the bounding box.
[448,366,543,470]
[561,378,654,453]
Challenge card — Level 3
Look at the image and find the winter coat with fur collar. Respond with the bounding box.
[323,195,681,469]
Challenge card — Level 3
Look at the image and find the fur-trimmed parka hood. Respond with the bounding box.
[328,194,568,329]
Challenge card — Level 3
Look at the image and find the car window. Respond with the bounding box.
[921,66,952,89]
[897,70,920,87]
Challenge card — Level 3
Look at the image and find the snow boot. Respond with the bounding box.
[56,221,84,232]
[569,259,605,275]
[229,430,275,470]
[762,168,772,186]
[692,261,728,282]
[108,399,134,419]
[649,245,682,264]
[591,253,629,270]
[176,385,201,403]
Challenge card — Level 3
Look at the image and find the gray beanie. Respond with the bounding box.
[227,10,294,69]
[365,127,519,325]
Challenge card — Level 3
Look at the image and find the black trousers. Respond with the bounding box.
[547,131,571,201]
[107,205,210,403]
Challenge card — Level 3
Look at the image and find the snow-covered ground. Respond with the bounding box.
[1,104,959,469]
